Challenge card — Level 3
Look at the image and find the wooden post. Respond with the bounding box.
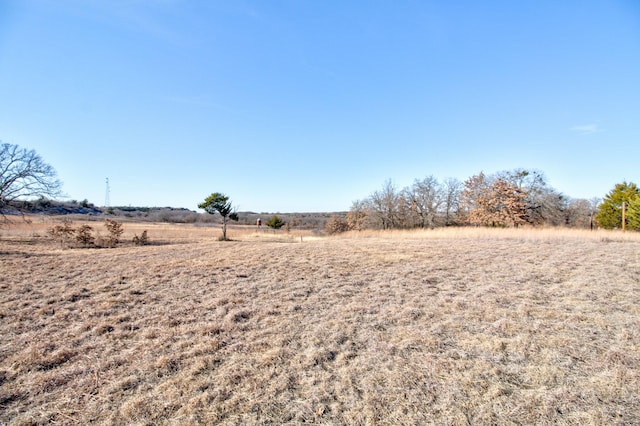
[622,201,626,232]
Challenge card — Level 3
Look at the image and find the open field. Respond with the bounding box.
[1,220,640,425]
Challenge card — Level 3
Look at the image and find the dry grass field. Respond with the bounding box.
[1,219,640,425]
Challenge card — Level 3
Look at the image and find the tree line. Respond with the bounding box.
[326,169,638,233]
[1,142,637,233]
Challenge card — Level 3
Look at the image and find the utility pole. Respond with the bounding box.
[105,178,111,208]
[622,201,626,232]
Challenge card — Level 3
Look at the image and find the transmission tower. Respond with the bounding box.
[105,178,111,208]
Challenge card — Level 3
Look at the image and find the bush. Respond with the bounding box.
[133,230,149,246]
[48,219,75,248]
[75,224,95,247]
[104,219,124,247]
[324,215,350,235]
[266,215,285,229]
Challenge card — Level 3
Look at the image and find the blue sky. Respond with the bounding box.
[1,1,638,212]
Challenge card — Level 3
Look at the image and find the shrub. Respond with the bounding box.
[75,224,95,247]
[104,219,124,247]
[266,215,285,229]
[325,215,350,235]
[133,230,149,246]
[346,209,367,231]
[48,219,75,248]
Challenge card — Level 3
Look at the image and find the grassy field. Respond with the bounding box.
[1,219,640,425]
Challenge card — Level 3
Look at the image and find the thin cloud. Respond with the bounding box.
[571,123,600,135]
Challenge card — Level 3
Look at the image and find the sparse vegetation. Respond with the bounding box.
[2,221,640,424]
[46,219,130,249]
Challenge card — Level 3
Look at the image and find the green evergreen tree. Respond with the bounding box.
[595,181,639,229]
[627,194,640,231]
[266,215,285,229]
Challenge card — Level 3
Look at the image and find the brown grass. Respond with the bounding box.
[1,220,640,424]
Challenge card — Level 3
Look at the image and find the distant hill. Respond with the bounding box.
[6,198,345,230]
[5,198,103,216]
[236,211,345,230]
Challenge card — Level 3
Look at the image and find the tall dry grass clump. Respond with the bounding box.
[1,221,639,424]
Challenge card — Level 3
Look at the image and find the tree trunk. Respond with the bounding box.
[222,216,227,240]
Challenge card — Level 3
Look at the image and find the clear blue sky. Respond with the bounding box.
[1,1,638,212]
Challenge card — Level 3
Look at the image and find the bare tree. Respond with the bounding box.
[499,168,546,191]
[589,197,601,230]
[498,168,565,226]
[397,191,418,228]
[1,143,62,222]
[533,189,567,226]
[442,177,462,226]
[564,198,593,228]
[404,176,443,228]
[367,180,400,230]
